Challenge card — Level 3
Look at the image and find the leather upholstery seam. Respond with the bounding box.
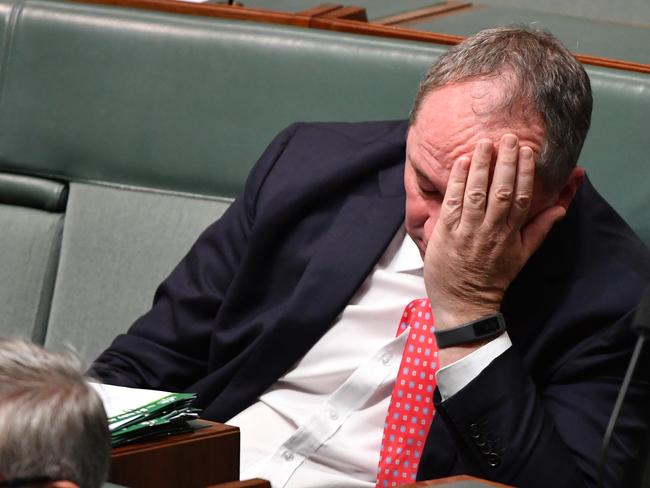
[34,214,64,345]
[0,167,234,203]
[68,179,235,203]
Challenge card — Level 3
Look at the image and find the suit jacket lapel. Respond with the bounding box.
[223,165,406,410]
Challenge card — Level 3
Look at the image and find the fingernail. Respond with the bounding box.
[504,135,517,148]
[479,141,492,153]
[521,147,533,159]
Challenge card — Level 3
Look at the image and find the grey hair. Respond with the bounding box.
[410,26,592,192]
[0,339,111,488]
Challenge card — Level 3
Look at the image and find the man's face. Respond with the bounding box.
[404,80,552,257]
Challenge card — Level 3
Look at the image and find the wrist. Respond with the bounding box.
[434,312,506,349]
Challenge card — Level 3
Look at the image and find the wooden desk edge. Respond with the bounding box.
[206,478,271,488]
[111,421,239,458]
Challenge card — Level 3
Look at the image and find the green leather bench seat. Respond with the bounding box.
[0,0,446,363]
[0,0,648,364]
[406,5,650,66]
[0,0,442,199]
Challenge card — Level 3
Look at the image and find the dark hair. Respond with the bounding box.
[410,26,592,191]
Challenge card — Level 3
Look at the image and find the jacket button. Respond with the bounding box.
[487,453,500,468]
[479,442,492,455]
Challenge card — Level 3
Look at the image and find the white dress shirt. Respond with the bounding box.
[229,228,511,487]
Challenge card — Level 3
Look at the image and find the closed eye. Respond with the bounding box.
[419,186,440,198]
[409,154,445,199]
[414,170,441,198]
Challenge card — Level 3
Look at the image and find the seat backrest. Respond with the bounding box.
[0,0,444,198]
[580,67,650,244]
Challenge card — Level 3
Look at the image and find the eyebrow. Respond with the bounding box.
[407,151,428,179]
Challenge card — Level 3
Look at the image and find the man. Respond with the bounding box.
[0,339,111,488]
[92,27,650,487]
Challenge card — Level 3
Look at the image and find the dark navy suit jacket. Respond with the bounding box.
[93,121,650,487]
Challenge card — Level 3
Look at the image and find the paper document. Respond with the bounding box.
[90,383,201,446]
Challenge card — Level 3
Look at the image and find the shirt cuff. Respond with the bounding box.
[435,332,512,401]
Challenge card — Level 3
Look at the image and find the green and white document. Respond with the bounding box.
[90,383,201,447]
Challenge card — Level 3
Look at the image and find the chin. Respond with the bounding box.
[406,230,426,256]
[415,238,427,258]
[418,245,426,259]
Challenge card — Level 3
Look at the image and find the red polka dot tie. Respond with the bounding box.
[375,298,439,487]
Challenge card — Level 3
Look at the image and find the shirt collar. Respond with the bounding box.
[390,229,424,273]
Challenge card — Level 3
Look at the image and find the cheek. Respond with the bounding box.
[404,199,424,237]
[422,208,439,240]
[405,197,441,242]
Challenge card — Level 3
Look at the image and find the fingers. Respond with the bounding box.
[442,134,536,233]
[507,146,535,229]
[461,140,492,226]
[461,134,534,232]
[485,134,519,226]
[438,156,470,229]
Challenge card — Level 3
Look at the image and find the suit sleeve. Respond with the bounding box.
[90,124,301,391]
[428,310,650,488]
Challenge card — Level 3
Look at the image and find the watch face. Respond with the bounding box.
[472,317,501,336]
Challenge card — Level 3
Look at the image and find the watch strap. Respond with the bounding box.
[434,312,506,348]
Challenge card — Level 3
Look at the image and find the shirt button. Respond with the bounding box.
[329,409,339,420]
[282,451,294,462]
[381,353,391,366]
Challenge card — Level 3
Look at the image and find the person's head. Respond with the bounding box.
[0,339,110,488]
[405,26,592,254]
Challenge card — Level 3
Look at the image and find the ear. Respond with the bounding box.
[553,166,585,211]
[45,481,79,488]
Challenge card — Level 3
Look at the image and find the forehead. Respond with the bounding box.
[407,80,545,180]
